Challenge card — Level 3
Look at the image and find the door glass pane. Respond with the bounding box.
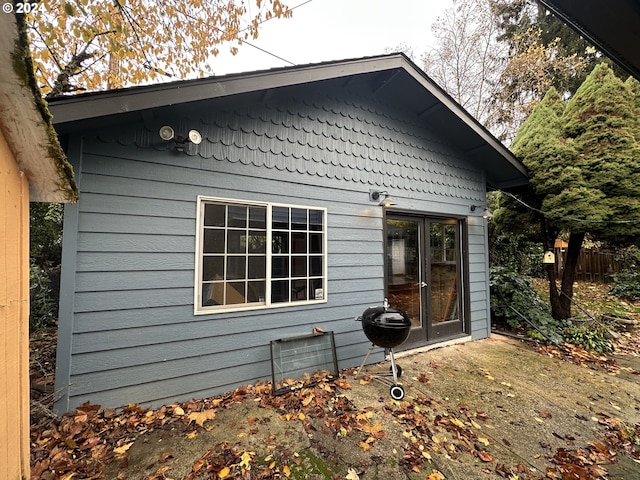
[386,220,421,328]
[430,222,458,324]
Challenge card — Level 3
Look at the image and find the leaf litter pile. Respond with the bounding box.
[31,363,640,480]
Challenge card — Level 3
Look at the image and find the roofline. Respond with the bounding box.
[0,12,77,202]
[49,54,408,124]
[49,53,527,185]
[537,0,640,81]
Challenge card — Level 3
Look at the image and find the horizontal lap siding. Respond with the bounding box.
[62,164,386,410]
[57,91,488,412]
[467,220,491,339]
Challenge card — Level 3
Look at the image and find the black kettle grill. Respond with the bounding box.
[355,299,411,400]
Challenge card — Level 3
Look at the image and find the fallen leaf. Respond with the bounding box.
[283,464,291,477]
[159,451,173,462]
[477,450,495,462]
[192,458,207,472]
[174,406,185,415]
[239,451,254,468]
[218,466,230,478]
[152,465,171,477]
[114,442,134,455]
[478,436,490,446]
[450,418,465,428]
[345,468,360,480]
[187,409,216,426]
[335,380,351,389]
[358,441,372,452]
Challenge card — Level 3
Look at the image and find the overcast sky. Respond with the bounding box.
[207,0,452,75]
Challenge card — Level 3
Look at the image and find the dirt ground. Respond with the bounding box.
[47,334,635,480]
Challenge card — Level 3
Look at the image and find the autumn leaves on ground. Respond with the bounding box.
[30,284,640,480]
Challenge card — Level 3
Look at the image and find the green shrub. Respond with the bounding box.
[490,266,562,343]
[490,234,545,278]
[609,246,640,300]
[30,259,58,331]
[609,270,640,300]
[562,322,613,353]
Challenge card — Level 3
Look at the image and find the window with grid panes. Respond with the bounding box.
[196,197,326,313]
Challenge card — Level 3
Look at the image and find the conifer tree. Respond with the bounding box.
[498,64,640,320]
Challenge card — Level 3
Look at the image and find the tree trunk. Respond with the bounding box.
[549,231,585,320]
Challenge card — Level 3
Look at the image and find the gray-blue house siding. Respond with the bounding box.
[51,54,527,413]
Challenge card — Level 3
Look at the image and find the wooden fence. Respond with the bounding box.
[554,248,621,282]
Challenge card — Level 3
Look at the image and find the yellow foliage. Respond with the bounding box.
[27,0,293,96]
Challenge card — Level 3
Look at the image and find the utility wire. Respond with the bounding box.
[499,190,640,225]
[225,0,316,67]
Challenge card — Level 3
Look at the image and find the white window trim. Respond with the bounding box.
[194,195,328,315]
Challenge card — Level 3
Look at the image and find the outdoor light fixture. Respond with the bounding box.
[470,205,493,218]
[369,189,396,207]
[159,126,202,152]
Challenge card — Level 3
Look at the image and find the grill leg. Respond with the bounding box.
[389,348,399,383]
[354,343,376,379]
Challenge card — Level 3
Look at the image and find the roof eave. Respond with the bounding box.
[49,53,528,190]
[0,13,77,203]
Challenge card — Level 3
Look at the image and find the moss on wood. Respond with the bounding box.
[10,11,78,202]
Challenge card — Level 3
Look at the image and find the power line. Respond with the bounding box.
[214,0,316,70]
[499,190,640,225]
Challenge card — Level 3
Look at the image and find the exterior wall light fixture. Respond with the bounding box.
[159,125,202,152]
[470,205,493,218]
[369,189,396,207]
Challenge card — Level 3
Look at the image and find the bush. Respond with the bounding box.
[562,322,613,353]
[609,247,640,300]
[490,233,545,278]
[30,260,58,331]
[490,266,562,343]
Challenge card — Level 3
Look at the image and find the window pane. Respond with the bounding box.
[309,210,323,231]
[248,256,266,279]
[227,230,246,253]
[228,205,247,228]
[272,207,289,229]
[309,233,323,254]
[202,256,224,281]
[202,282,224,306]
[226,282,246,304]
[292,279,307,300]
[248,231,266,254]
[310,278,324,300]
[203,229,225,253]
[291,208,307,230]
[292,256,307,277]
[291,232,307,254]
[227,256,246,280]
[272,232,289,254]
[309,256,323,276]
[271,280,289,303]
[204,203,226,227]
[249,207,266,229]
[247,281,266,303]
[272,256,289,278]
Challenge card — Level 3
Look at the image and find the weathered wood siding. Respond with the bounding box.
[56,88,490,412]
[0,130,30,479]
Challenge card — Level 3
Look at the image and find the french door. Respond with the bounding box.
[385,215,466,348]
